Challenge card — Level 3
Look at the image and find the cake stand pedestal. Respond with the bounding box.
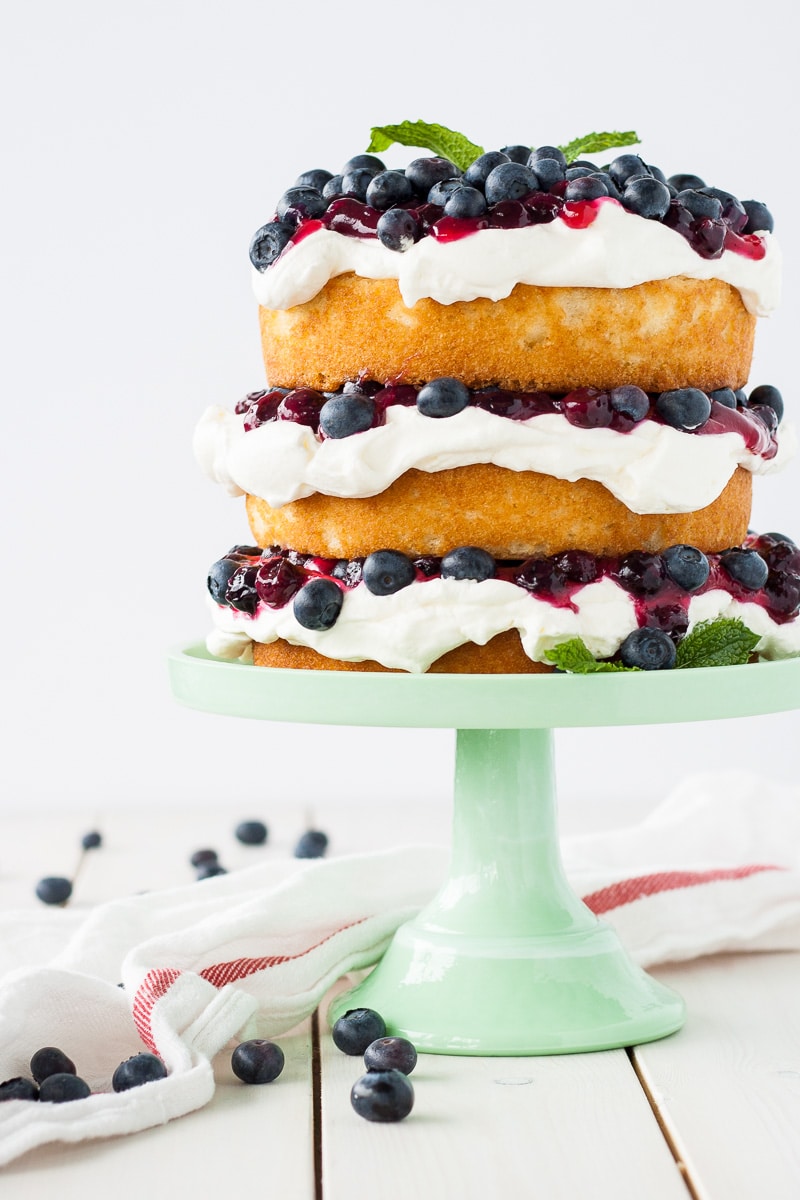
[169,647,800,1056]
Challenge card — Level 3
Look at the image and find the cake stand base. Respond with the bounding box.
[328,727,684,1055]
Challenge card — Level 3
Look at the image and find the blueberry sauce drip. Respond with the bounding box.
[209,532,800,632]
[235,382,781,456]
[250,150,774,272]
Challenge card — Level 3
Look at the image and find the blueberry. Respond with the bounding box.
[676,189,723,220]
[609,385,649,422]
[208,556,242,606]
[341,154,385,175]
[647,163,668,185]
[619,628,677,670]
[662,545,710,592]
[276,187,327,223]
[569,159,599,171]
[341,167,379,203]
[747,384,783,423]
[249,221,294,270]
[225,564,260,615]
[293,579,344,630]
[363,550,416,595]
[440,546,496,581]
[709,387,737,409]
[742,199,774,234]
[668,172,706,191]
[655,388,711,431]
[720,549,769,591]
[376,207,420,252]
[294,168,333,192]
[564,176,607,203]
[500,144,531,164]
[700,187,747,232]
[529,145,567,168]
[565,166,594,181]
[364,1037,418,1075]
[416,377,470,418]
[332,1008,387,1055]
[426,177,463,206]
[81,830,102,850]
[484,162,539,205]
[443,185,487,218]
[751,404,779,435]
[530,157,565,189]
[589,171,622,200]
[405,156,460,193]
[608,154,651,187]
[112,1053,168,1092]
[189,848,218,868]
[231,1040,285,1084]
[39,1073,91,1103]
[463,150,509,189]
[0,1077,39,1102]
[235,820,268,846]
[319,391,375,438]
[351,1070,414,1122]
[322,175,343,200]
[196,861,228,879]
[294,830,329,859]
[35,876,72,905]
[734,388,748,407]
[622,176,671,219]
[31,1047,76,1083]
[365,170,414,210]
[331,558,364,587]
[617,551,666,597]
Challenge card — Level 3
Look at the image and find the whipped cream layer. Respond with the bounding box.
[251,201,781,316]
[206,577,800,673]
[194,405,794,516]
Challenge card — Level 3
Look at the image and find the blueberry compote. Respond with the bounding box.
[249,148,773,271]
[208,534,800,652]
[235,379,781,456]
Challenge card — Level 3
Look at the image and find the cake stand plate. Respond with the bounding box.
[169,647,800,1056]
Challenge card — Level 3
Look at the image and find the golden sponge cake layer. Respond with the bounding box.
[252,631,553,674]
[246,464,752,560]
[259,275,755,393]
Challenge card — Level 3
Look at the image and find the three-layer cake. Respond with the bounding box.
[195,137,800,672]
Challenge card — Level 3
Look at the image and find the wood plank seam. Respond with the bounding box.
[627,1047,700,1200]
[312,1008,323,1200]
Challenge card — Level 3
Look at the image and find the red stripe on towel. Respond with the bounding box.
[583,864,783,915]
[132,918,367,1052]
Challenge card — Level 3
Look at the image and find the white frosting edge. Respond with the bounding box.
[194,405,794,516]
[251,201,781,316]
[205,578,800,674]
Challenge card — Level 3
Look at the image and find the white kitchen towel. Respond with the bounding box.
[2,770,800,1166]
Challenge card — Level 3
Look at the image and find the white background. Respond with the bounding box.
[2,1,798,823]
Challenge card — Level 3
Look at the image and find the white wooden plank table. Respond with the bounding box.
[1,802,799,1199]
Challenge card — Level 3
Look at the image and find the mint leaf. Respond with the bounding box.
[558,130,640,165]
[675,618,760,669]
[368,122,485,172]
[545,639,639,674]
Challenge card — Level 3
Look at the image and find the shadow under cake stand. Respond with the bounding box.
[169,646,800,1056]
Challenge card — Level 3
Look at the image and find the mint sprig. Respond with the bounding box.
[368,122,484,173]
[367,123,641,172]
[545,618,760,675]
[674,618,760,669]
[545,640,638,673]
[558,130,640,165]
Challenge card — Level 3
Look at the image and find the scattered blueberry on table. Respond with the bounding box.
[351,1069,415,1122]
[364,1036,418,1075]
[35,876,72,906]
[38,1073,92,1103]
[112,1052,168,1092]
[332,1008,387,1055]
[81,830,102,850]
[234,819,269,846]
[231,1039,285,1084]
[190,847,219,869]
[294,829,329,859]
[30,1046,76,1083]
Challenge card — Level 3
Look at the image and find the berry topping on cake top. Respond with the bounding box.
[249,122,779,314]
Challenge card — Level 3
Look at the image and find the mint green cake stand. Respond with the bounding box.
[169,647,800,1056]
